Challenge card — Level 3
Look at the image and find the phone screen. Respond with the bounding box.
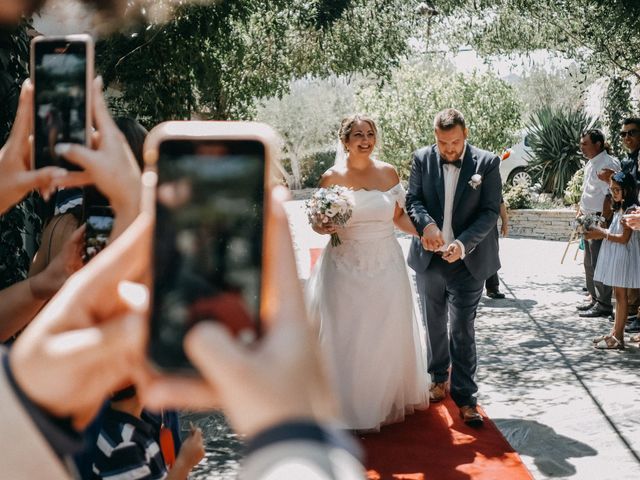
[150,139,265,373]
[33,39,87,170]
[82,186,109,218]
[84,206,114,263]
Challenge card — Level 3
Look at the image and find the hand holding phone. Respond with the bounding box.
[142,186,340,437]
[31,34,93,171]
[145,122,276,374]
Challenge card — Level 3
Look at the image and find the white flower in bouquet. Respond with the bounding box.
[306,185,355,246]
[573,212,605,235]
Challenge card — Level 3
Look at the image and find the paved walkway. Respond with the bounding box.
[285,200,640,480]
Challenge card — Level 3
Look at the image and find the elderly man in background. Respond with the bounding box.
[577,129,620,318]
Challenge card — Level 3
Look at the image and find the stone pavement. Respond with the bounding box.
[285,199,640,480]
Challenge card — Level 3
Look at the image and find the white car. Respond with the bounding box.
[499,132,533,186]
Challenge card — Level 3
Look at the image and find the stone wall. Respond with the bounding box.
[508,208,575,241]
[291,189,576,241]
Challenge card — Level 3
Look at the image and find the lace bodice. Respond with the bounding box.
[330,183,407,275]
[338,183,405,240]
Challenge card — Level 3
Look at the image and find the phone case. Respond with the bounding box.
[30,34,94,170]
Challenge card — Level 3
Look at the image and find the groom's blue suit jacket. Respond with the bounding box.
[406,143,501,281]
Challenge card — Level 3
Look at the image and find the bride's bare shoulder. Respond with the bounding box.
[373,160,401,186]
[319,166,347,187]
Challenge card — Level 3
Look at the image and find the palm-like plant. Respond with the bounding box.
[525,107,599,197]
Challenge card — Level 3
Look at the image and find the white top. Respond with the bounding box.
[580,150,620,214]
[439,144,467,258]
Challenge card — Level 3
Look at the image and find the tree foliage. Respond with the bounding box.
[603,76,632,157]
[97,0,421,125]
[508,63,590,122]
[255,77,355,188]
[431,0,640,81]
[0,19,44,289]
[357,60,521,179]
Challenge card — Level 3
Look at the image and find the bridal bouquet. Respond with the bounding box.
[573,212,605,235]
[306,185,354,247]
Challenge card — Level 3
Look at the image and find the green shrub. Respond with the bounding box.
[504,183,533,209]
[563,167,584,206]
[300,149,335,188]
[525,107,598,197]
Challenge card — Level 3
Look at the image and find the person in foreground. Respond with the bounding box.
[306,114,429,432]
[406,108,502,427]
[92,385,204,480]
[1,186,365,479]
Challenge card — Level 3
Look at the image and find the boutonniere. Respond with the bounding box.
[468,174,482,190]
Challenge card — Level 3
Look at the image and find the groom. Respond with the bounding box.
[406,108,501,427]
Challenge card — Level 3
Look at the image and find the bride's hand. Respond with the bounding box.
[312,216,337,235]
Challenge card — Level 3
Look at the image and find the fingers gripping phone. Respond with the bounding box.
[144,122,276,374]
[31,34,93,171]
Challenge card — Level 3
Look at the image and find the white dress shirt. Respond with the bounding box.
[580,150,620,214]
[438,144,467,258]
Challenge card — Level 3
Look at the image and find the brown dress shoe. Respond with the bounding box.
[429,382,446,402]
[459,405,483,427]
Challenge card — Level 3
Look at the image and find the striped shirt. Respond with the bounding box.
[92,408,168,480]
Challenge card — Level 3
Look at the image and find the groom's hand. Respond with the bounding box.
[442,243,462,263]
[421,224,445,251]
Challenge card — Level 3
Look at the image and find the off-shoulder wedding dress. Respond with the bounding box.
[305,183,429,431]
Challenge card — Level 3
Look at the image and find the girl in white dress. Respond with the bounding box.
[305,115,429,431]
[589,171,640,349]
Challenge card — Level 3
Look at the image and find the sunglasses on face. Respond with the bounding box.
[619,129,640,138]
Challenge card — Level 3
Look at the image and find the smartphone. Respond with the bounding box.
[31,34,94,171]
[82,186,112,263]
[83,205,114,264]
[145,122,276,374]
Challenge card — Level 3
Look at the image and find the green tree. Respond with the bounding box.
[97,0,421,126]
[0,19,44,289]
[255,76,356,189]
[508,63,591,121]
[430,0,640,82]
[603,76,632,157]
[357,60,521,179]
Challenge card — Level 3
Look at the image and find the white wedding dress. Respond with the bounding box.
[305,183,429,431]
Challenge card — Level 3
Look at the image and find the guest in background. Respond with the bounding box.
[485,200,508,299]
[618,118,640,333]
[577,129,619,318]
[587,171,640,349]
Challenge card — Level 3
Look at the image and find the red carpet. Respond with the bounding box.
[358,397,532,480]
[308,248,532,479]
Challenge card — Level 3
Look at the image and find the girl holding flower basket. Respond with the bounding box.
[305,115,429,431]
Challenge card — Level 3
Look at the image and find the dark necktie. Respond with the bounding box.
[440,158,462,168]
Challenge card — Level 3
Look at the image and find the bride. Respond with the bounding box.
[305,114,429,431]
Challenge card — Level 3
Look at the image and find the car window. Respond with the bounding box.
[523,135,530,147]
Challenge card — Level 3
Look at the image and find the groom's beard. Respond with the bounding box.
[440,149,464,162]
